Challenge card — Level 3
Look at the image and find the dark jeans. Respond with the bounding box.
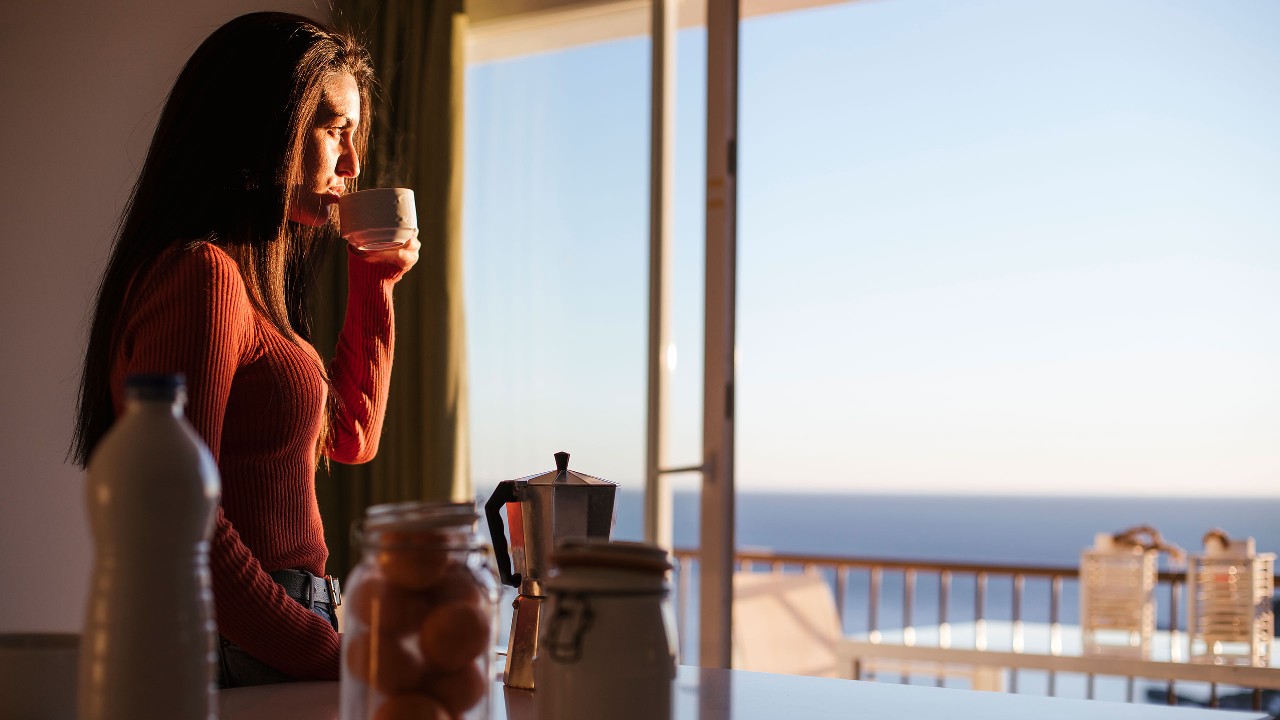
[216,581,338,689]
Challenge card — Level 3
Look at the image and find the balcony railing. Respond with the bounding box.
[671,547,1280,713]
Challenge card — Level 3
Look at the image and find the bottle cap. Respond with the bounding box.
[125,373,187,400]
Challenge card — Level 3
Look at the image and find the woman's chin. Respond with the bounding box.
[287,204,332,228]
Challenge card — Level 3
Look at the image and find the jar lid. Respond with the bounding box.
[551,539,672,575]
[363,501,478,531]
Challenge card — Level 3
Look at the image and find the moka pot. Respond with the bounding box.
[484,451,617,689]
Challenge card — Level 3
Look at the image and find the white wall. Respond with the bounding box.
[0,0,328,633]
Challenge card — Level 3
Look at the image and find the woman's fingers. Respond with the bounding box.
[353,231,421,272]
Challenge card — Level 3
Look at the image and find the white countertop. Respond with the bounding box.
[219,665,1269,720]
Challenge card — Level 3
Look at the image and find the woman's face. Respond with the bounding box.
[290,72,361,227]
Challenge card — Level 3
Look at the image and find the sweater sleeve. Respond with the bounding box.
[116,246,254,457]
[115,244,342,680]
[207,508,341,680]
[325,252,404,464]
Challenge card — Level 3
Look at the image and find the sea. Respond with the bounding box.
[607,490,1280,568]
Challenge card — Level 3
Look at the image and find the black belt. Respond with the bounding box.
[269,569,342,606]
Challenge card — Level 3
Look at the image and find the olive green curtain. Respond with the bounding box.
[315,0,470,576]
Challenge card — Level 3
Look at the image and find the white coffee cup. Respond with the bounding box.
[0,633,79,719]
[337,187,417,251]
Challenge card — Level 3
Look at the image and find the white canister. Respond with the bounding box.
[534,540,677,720]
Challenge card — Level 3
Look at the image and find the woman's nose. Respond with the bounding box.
[337,137,360,179]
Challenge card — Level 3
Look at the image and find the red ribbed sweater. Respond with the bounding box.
[109,242,402,680]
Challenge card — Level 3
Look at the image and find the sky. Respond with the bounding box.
[462,0,1280,497]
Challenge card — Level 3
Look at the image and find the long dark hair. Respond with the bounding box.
[70,12,375,466]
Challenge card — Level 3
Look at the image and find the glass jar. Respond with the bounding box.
[340,502,498,720]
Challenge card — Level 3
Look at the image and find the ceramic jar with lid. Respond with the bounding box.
[535,539,677,720]
[339,502,499,720]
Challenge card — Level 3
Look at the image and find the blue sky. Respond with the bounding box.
[463,0,1280,496]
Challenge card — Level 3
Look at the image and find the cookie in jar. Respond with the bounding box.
[340,502,499,720]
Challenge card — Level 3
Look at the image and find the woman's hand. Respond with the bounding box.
[351,230,421,273]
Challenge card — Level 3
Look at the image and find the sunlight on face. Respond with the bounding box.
[290,73,361,227]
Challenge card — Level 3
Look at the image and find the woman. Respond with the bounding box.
[70,12,417,686]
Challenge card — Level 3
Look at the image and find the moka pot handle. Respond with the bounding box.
[485,480,522,588]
